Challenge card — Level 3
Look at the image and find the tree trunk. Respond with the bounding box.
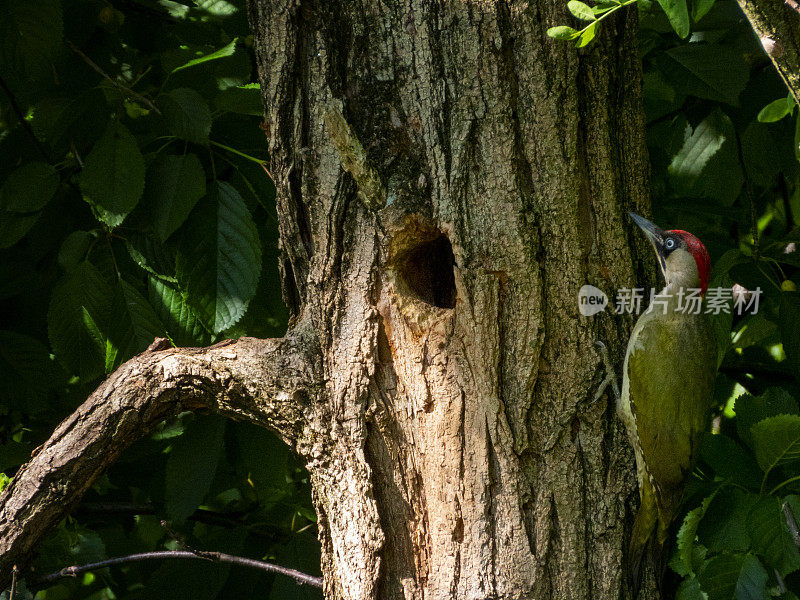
[247,1,654,598]
[0,1,658,597]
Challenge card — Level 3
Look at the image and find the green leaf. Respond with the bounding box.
[697,554,745,600]
[147,277,212,347]
[697,489,759,553]
[175,182,261,334]
[656,0,690,37]
[747,496,800,574]
[170,38,238,73]
[677,489,721,575]
[165,415,226,521]
[677,575,708,600]
[736,389,799,449]
[643,70,683,122]
[700,434,762,489]
[0,211,40,248]
[0,331,63,415]
[751,414,800,474]
[758,96,796,123]
[80,121,146,227]
[125,231,177,282]
[547,25,581,40]
[781,292,800,381]
[159,88,213,144]
[0,0,63,79]
[576,22,597,47]
[58,231,93,271]
[142,526,245,600]
[35,523,107,573]
[568,0,597,20]
[143,154,207,241]
[795,112,800,163]
[267,530,323,599]
[0,162,59,213]
[667,109,743,205]
[47,262,112,380]
[692,0,716,22]
[735,555,768,600]
[660,45,749,105]
[741,123,781,189]
[31,89,109,154]
[214,83,264,116]
[235,423,290,500]
[105,279,165,371]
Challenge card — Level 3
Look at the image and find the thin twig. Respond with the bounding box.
[10,565,18,600]
[32,550,323,589]
[65,39,161,115]
[783,502,800,549]
[775,568,788,594]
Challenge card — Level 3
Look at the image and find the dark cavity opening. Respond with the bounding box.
[397,234,456,309]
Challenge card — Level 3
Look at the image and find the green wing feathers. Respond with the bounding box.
[625,311,717,587]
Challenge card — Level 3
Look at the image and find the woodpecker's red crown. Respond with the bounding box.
[667,230,711,294]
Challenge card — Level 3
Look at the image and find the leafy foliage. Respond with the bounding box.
[2,0,800,596]
[551,0,800,596]
[639,2,800,594]
[0,0,311,598]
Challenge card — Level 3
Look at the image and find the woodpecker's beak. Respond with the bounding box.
[629,212,668,281]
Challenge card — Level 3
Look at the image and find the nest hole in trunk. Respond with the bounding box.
[394,233,456,309]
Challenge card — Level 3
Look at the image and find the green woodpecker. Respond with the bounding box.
[619,213,717,589]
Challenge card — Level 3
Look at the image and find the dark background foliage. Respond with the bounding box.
[0,1,319,598]
[0,0,799,598]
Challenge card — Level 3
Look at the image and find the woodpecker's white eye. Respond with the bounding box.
[665,238,675,250]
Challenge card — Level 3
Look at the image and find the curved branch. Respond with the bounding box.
[737,0,800,104]
[32,550,322,589]
[0,324,321,589]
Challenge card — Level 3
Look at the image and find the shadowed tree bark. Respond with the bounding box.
[0,1,661,598]
[736,0,800,105]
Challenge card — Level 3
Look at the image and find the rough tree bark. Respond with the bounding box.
[0,1,659,599]
[736,0,800,105]
[246,1,654,598]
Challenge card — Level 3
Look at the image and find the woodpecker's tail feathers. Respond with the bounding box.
[629,482,659,597]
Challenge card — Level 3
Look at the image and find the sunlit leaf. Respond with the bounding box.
[758,95,795,123]
[175,182,261,334]
[547,25,580,40]
[170,38,238,73]
[568,0,596,20]
[105,278,165,371]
